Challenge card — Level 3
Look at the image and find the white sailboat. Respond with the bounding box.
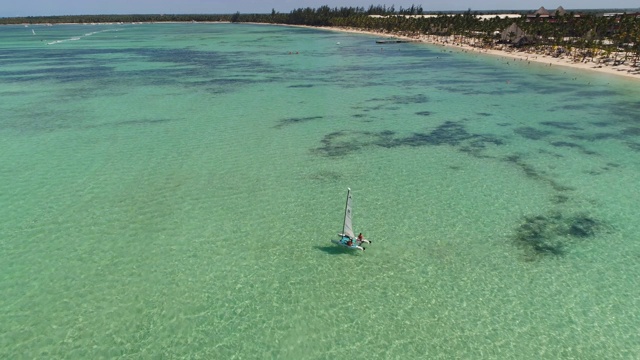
[331,188,371,251]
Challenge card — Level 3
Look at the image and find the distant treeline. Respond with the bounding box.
[0,14,230,24]
[2,5,427,24]
[3,5,639,56]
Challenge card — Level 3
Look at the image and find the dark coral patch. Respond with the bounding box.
[398,121,503,148]
[569,133,620,141]
[609,100,640,120]
[436,86,507,96]
[568,217,599,237]
[368,94,429,104]
[622,127,640,136]
[403,121,472,146]
[372,130,397,148]
[504,155,541,179]
[504,155,574,192]
[538,148,564,158]
[314,131,362,157]
[312,121,503,157]
[415,111,432,116]
[550,141,599,155]
[514,127,552,140]
[627,142,640,152]
[515,214,566,257]
[552,194,569,204]
[541,121,582,130]
[561,104,586,110]
[514,212,605,260]
[574,90,617,98]
[275,116,324,128]
[551,141,581,148]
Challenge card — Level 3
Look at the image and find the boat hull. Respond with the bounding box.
[331,239,364,251]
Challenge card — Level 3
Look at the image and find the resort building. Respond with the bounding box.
[526,6,582,21]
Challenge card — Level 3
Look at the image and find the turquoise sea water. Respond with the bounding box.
[1,23,639,358]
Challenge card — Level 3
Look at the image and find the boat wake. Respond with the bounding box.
[47,28,120,45]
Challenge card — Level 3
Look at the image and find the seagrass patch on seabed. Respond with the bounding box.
[312,121,504,157]
[513,211,610,261]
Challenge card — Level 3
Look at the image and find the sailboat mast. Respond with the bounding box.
[343,188,351,235]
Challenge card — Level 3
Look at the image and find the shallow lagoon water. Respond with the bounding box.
[1,23,639,358]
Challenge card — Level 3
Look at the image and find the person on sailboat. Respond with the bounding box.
[356,233,364,245]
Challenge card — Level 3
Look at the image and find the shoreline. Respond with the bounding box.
[22,21,640,82]
[299,25,640,82]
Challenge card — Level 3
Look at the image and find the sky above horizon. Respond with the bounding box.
[2,0,639,17]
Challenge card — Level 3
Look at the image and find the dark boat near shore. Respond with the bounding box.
[375,39,419,44]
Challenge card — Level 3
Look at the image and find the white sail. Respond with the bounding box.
[342,188,355,239]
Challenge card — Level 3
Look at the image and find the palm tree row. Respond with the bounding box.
[249,7,639,66]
